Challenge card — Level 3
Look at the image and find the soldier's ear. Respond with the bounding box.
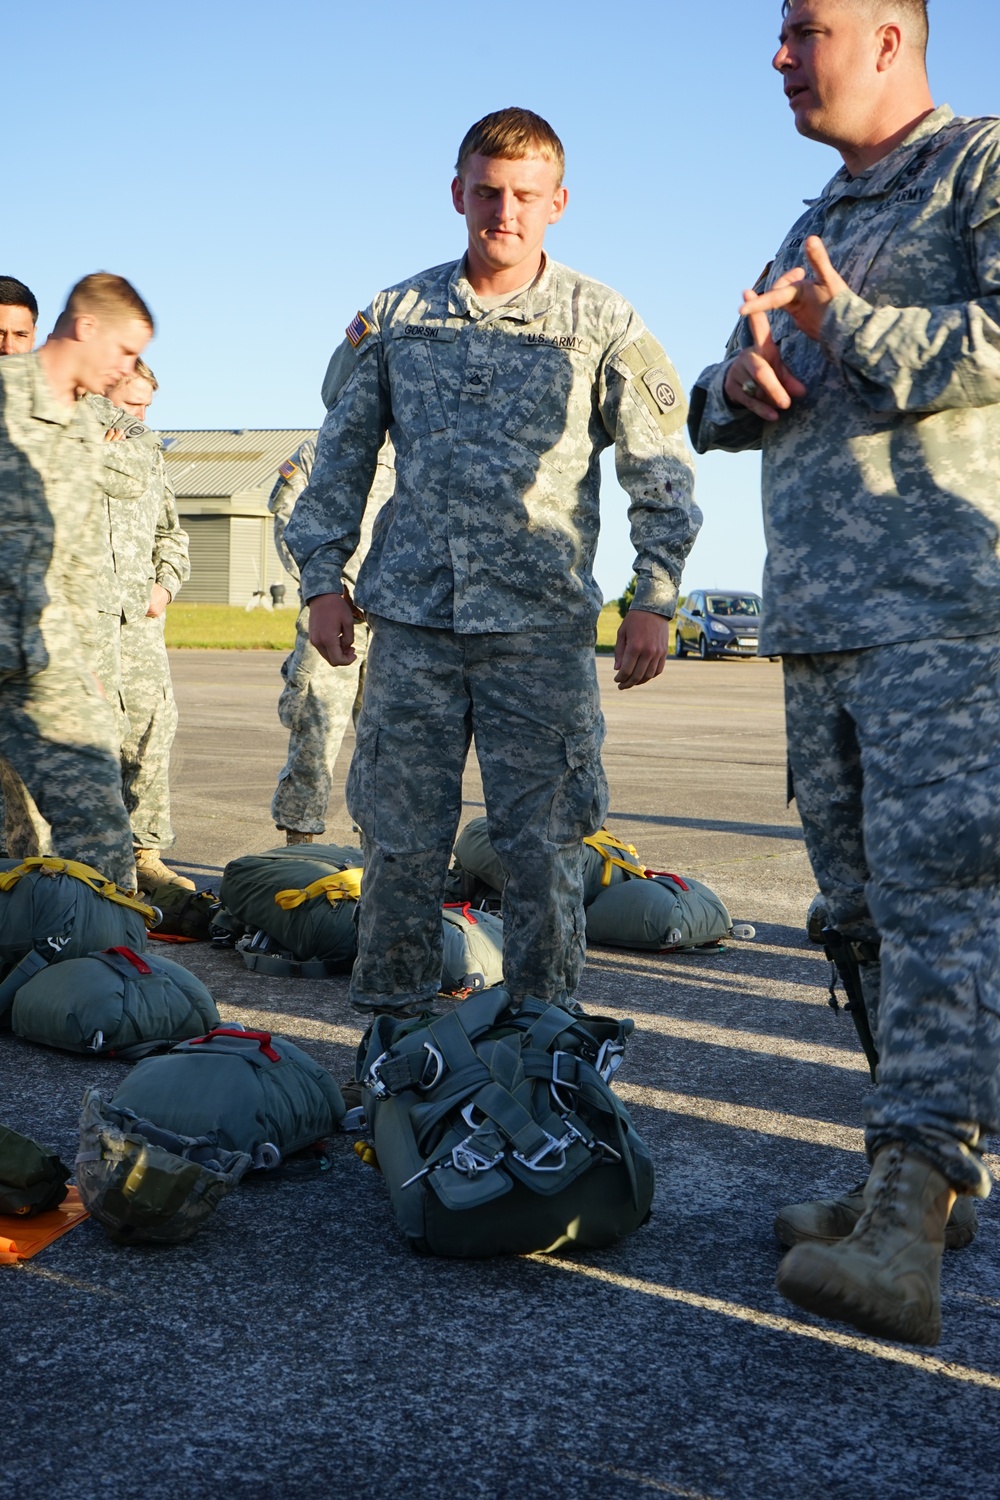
[73,313,98,344]
[547,186,569,225]
[451,175,466,216]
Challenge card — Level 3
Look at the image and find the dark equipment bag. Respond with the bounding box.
[76,1089,250,1244]
[10,946,219,1058]
[0,1124,70,1217]
[109,1028,346,1168]
[357,988,653,1258]
[0,858,154,1029]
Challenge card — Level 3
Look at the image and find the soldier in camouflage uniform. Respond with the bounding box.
[0,276,40,855]
[690,0,1000,1345]
[269,433,394,843]
[97,362,192,891]
[287,107,699,1014]
[0,272,154,891]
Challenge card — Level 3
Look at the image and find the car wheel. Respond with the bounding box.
[675,631,686,658]
[698,634,709,660]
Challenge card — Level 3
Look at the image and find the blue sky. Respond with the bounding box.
[9,1,1000,601]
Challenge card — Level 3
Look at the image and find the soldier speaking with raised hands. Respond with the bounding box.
[287,107,699,1018]
[690,0,1000,1347]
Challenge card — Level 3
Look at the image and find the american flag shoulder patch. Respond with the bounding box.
[346,311,372,348]
[278,459,298,481]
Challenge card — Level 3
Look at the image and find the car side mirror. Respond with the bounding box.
[691,608,702,618]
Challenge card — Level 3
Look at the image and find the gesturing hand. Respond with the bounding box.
[724,298,808,425]
[740,235,849,344]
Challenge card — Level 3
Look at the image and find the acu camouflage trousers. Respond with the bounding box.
[784,634,1000,1197]
[0,662,136,889]
[271,607,368,834]
[120,613,179,850]
[346,615,608,1011]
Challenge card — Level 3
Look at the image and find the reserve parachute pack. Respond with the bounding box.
[357,987,653,1258]
[0,858,156,1028]
[76,1089,250,1244]
[108,1027,346,1170]
[215,844,363,976]
[10,947,219,1058]
[449,819,745,953]
[216,845,506,993]
[0,1124,70,1217]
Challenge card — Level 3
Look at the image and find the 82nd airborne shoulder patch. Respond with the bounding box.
[346,311,372,348]
[642,367,677,413]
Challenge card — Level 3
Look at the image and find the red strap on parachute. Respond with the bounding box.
[442,902,478,925]
[190,1027,281,1062]
[104,946,152,975]
[645,871,689,891]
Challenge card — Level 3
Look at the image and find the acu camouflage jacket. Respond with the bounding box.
[285,255,699,633]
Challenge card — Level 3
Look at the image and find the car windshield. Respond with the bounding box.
[707,595,761,617]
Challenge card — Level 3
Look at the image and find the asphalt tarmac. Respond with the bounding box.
[2,651,998,1500]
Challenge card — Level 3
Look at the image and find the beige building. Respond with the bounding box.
[161,429,316,604]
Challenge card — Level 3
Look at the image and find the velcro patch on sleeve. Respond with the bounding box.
[278,459,298,481]
[346,311,372,348]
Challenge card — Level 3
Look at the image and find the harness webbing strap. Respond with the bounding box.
[0,858,156,924]
[273,869,363,909]
[0,949,49,1019]
[583,832,647,887]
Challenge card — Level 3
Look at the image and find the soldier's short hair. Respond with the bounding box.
[57,272,154,333]
[782,0,929,56]
[0,276,38,323]
[456,107,565,186]
[131,356,158,391]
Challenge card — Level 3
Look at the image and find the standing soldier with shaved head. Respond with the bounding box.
[287,107,699,1017]
[0,272,154,890]
[691,0,1000,1346]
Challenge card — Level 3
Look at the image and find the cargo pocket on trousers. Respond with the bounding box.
[548,730,609,845]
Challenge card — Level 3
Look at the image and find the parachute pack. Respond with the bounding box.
[214,845,504,994]
[449,819,748,953]
[0,858,156,1027]
[356,988,653,1258]
[10,946,219,1058]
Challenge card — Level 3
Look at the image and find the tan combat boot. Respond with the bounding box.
[134,849,196,892]
[775,1145,956,1346]
[284,831,314,846]
[775,1179,977,1251]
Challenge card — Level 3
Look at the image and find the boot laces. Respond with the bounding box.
[853,1147,905,1245]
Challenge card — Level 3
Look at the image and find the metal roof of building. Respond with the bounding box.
[160,428,317,498]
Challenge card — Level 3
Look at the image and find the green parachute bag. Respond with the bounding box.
[450,819,645,907]
[144,884,220,941]
[357,988,653,1258]
[0,1124,70,1217]
[0,858,155,1029]
[11,947,219,1057]
[440,904,504,996]
[75,1089,250,1245]
[109,1028,346,1169]
[218,845,362,974]
[585,872,734,952]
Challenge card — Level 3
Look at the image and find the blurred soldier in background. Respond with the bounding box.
[270,430,394,845]
[0,272,153,890]
[0,275,37,355]
[95,361,192,892]
[0,276,40,854]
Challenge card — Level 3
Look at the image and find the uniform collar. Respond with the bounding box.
[806,103,956,205]
[26,352,80,427]
[447,253,555,323]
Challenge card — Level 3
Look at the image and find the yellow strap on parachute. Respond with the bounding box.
[583,832,648,887]
[273,868,364,910]
[0,857,158,925]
